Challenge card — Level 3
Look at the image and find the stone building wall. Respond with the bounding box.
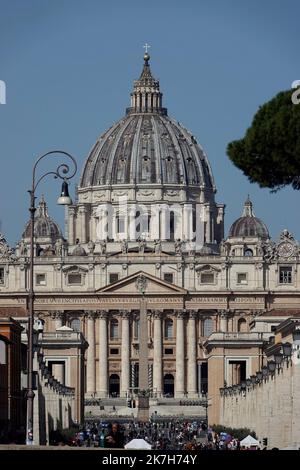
[219,357,300,449]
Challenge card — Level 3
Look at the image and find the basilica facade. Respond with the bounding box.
[1,54,300,419]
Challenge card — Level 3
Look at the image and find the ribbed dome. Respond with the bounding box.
[80,54,215,189]
[229,197,269,239]
[23,196,61,240]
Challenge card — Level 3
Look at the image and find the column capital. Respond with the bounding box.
[79,205,88,214]
[175,309,187,319]
[188,310,198,319]
[120,309,131,319]
[96,309,108,319]
[49,310,65,320]
[151,309,163,319]
[85,310,97,320]
[219,309,231,318]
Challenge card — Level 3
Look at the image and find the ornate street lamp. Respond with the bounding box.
[282,342,292,358]
[26,150,77,445]
[246,378,252,388]
[274,352,283,369]
[267,360,276,374]
[256,371,263,381]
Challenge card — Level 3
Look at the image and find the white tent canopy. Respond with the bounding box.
[125,439,152,450]
[240,435,260,448]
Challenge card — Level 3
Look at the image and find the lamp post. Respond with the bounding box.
[201,390,208,423]
[26,150,77,445]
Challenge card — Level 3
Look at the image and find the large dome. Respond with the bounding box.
[229,197,269,239]
[80,54,215,190]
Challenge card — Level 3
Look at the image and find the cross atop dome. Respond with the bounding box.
[143,43,151,54]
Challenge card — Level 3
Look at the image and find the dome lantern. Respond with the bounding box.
[126,53,167,116]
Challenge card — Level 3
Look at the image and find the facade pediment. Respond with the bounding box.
[97,271,187,294]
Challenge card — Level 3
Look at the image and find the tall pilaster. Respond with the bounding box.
[120,310,131,397]
[98,310,108,397]
[175,310,186,397]
[68,207,76,245]
[79,206,87,243]
[187,310,198,397]
[152,310,163,397]
[86,311,96,394]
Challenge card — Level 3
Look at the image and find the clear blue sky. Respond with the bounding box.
[0,0,299,245]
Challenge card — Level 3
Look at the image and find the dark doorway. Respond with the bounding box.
[163,374,174,397]
[109,374,120,397]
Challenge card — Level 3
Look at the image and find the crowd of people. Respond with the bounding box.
[71,420,207,449]
[68,420,264,450]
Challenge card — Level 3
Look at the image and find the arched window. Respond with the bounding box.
[244,248,253,257]
[238,318,247,332]
[136,211,151,237]
[170,211,175,241]
[164,319,173,339]
[70,318,81,332]
[192,207,197,240]
[110,319,119,339]
[203,318,213,337]
[135,211,141,235]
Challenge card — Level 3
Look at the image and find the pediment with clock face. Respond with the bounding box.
[259,230,299,262]
[276,230,298,259]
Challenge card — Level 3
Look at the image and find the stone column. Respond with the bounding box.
[90,206,97,242]
[175,310,186,397]
[98,310,108,397]
[129,208,136,241]
[68,207,75,245]
[219,310,228,332]
[187,310,198,397]
[160,207,168,240]
[152,310,163,397]
[79,206,87,243]
[86,311,96,394]
[121,310,131,397]
[150,207,160,240]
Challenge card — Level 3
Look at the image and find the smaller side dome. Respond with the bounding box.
[23,196,61,240]
[228,197,269,239]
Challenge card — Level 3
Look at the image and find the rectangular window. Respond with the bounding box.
[110,348,119,355]
[36,274,46,286]
[109,273,119,284]
[164,348,173,355]
[117,215,125,234]
[279,266,292,284]
[200,273,214,284]
[68,273,82,285]
[237,273,247,285]
[164,273,174,284]
[0,267,4,285]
